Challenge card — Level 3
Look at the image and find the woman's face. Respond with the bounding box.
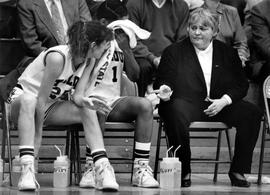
[188,19,216,50]
[89,40,110,59]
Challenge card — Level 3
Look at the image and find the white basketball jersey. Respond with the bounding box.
[18,45,86,100]
[85,40,124,105]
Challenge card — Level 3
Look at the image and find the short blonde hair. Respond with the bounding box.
[188,7,219,34]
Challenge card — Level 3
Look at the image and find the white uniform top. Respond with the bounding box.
[18,45,86,100]
[85,40,124,106]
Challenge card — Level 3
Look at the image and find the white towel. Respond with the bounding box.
[107,19,151,49]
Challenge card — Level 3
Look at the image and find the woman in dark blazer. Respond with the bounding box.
[154,7,262,188]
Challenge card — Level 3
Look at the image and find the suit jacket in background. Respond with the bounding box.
[17,0,91,57]
[251,0,270,62]
[154,38,249,105]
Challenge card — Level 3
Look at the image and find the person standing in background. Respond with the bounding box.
[17,0,91,57]
[127,0,189,96]
[221,0,247,24]
[251,0,270,82]
[85,0,104,19]
[203,0,250,67]
[184,0,204,10]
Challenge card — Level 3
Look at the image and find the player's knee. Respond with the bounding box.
[138,98,153,115]
[19,94,37,113]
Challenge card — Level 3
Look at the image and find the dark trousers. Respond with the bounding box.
[159,98,262,176]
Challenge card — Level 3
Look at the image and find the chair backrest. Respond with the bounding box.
[263,75,270,134]
[0,38,25,75]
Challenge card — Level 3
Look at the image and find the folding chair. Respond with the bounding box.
[154,117,233,183]
[1,98,83,185]
[0,38,25,184]
[258,75,270,185]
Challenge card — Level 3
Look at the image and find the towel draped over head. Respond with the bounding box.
[107,19,151,49]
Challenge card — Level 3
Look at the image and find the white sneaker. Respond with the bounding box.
[79,162,95,188]
[18,156,40,191]
[95,161,119,191]
[132,160,159,188]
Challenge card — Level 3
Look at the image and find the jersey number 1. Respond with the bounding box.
[112,66,117,82]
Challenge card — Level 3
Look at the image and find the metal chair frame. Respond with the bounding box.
[154,118,233,183]
[258,75,270,185]
[0,98,82,185]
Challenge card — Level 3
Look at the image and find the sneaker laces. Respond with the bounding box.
[135,161,154,177]
[82,164,94,176]
[104,162,115,175]
[98,161,116,181]
[21,163,40,189]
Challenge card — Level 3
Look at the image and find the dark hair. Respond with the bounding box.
[96,0,128,21]
[67,20,114,60]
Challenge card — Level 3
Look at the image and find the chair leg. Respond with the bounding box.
[130,131,136,184]
[154,118,163,179]
[3,102,12,186]
[258,119,267,185]
[65,130,71,156]
[67,130,74,186]
[225,130,233,161]
[74,129,81,185]
[72,130,78,185]
[1,109,7,182]
[213,131,222,183]
[6,122,12,186]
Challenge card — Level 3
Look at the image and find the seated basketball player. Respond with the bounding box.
[75,0,159,189]
[8,21,120,191]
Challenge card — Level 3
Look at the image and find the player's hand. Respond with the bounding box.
[115,30,130,51]
[82,96,112,115]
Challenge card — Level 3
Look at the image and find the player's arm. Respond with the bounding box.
[35,51,64,137]
[73,58,96,106]
[73,58,111,114]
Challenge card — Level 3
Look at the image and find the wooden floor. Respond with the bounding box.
[0,173,270,195]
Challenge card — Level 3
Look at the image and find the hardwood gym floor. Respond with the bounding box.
[0,173,270,195]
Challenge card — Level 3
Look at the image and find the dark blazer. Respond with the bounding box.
[251,0,270,61]
[17,0,91,57]
[154,38,249,105]
[251,0,270,80]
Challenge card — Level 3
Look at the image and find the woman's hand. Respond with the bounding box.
[81,96,112,115]
[204,97,228,117]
